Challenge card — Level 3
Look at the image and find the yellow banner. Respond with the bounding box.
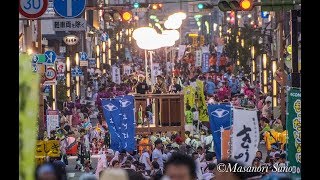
[36,140,61,158]
[19,54,39,180]
[196,80,209,122]
[183,86,196,108]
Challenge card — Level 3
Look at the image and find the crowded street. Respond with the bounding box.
[19,0,301,180]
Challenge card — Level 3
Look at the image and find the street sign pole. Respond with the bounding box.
[37,19,45,136]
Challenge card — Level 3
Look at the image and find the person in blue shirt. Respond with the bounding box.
[228,75,240,96]
[205,78,216,96]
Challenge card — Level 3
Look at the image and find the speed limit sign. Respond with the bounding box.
[19,0,48,19]
[45,67,57,81]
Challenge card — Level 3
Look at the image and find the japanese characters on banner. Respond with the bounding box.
[183,86,196,109]
[178,45,186,61]
[231,109,259,166]
[202,52,210,73]
[123,65,132,76]
[46,110,59,137]
[101,96,136,152]
[221,129,231,160]
[166,62,172,74]
[112,66,121,84]
[151,63,161,84]
[208,104,232,161]
[286,88,301,177]
[195,50,202,67]
[36,140,61,159]
[56,61,65,77]
[196,80,209,122]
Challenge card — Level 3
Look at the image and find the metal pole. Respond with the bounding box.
[149,51,153,85]
[145,50,148,84]
[290,10,300,88]
[37,19,45,136]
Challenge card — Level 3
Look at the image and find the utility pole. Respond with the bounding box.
[37,19,45,136]
[290,10,300,88]
[277,11,287,127]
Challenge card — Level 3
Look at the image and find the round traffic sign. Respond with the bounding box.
[19,0,48,19]
[45,67,57,81]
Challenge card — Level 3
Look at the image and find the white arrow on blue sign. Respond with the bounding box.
[79,52,88,61]
[32,55,39,63]
[44,50,57,64]
[101,33,109,42]
[53,0,86,18]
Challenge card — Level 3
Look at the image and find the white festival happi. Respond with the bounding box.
[231,109,259,166]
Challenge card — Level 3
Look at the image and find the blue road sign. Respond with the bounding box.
[101,33,109,42]
[261,11,269,19]
[44,50,57,64]
[32,63,38,72]
[54,0,86,18]
[32,55,39,63]
[71,66,83,76]
[79,52,88,61]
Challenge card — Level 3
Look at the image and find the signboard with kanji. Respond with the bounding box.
[53,18,86,31]
[35,140,61,158]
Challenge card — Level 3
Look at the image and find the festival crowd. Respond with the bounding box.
[37,51,290,180]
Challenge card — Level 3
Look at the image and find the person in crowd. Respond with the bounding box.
[164,153,197,180]
[202,163,216,180]
[153,75,167,94]
[169,76,182,93]
[271,116,284,133]
[152,139,164,170]
[205,77,216,96]
[185,105,194,134]
[191,152,202,180]
[63,96,75,126]
[262,96,273,119]
[203,130,214,153]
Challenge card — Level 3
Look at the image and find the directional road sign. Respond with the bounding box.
[71,66,83,76]
[19,0,48,19]
[79,52,88,60]
[44,50,57,64]
[53,0,86,18]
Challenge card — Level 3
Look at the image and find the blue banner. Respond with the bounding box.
[208,104,232,161]
[102,99,122,151]
[202,53,210,73]
[102,96,136,152]
[115,95,136,152]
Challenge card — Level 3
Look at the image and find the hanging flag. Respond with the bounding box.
[178,45,186,61]
[115,95,136,152]
[286,87,301,177]
[101,99,122,151]
[125,48,132,61]
[202,52,210,73]
[231,109,259,166]
[151,63,161,85]
[221,129,231,160]
[183,86,196,108]
[208,104,232,161]
[195,50,202,67]
[196,80,209,122]
[112,66,121,84]
[123,65,132,76]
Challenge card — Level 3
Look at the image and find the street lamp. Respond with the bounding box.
[251,46,256,83]
[75,53,80,97]
[66,57,71,97]
[262,53,268,94]
[102,41,106,74]
[272,59,278,107]
[96,45,100,69]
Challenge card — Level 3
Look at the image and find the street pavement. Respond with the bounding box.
[65,144,268,179]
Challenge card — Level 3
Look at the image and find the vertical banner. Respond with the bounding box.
[195,50,202,67]
[286,88,301,177]
[102,99,122,151]
[231,109,259,166]
[178,45,186,61]
[46,110,60,137]
[116,95,136,152]
[166,61,172,74]
[20,54,39,180]
[221,129,231,160]
[208,104,232,161]
[202,53,210,73]
[183,86,196,108]
[125,48,132,61]
[123,65,132,76]
[151,63,161,84]
[112,66,121,84]
[88,58,96,68]
[196,80,209,122]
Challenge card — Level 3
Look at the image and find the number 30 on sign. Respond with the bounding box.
[19,0,48,19]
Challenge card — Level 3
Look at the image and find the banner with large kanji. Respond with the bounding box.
[286,87,301,177]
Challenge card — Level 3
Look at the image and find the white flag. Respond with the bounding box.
[231,109,259,166]
[178,45,186,61]
[195,50,202,67]
[151,63,161,85]
[123,65,132,75]
[112,66,121,84]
